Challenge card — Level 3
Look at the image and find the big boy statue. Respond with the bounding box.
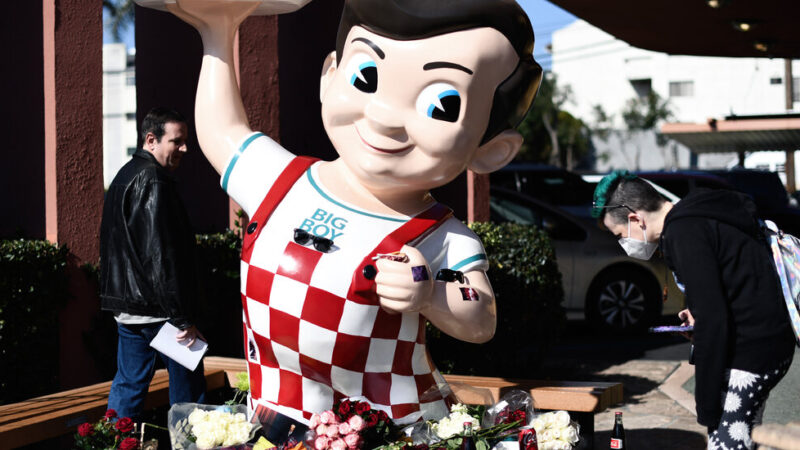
[159,0,541,426]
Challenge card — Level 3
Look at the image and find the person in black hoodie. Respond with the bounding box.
[591,171,795,449]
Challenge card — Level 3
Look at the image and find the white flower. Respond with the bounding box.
[195,433,217,449]
[728,369,759,391]
[724,392,742,412]
[561,425,579,444]
[450,403,469,414]
[188,409,208,426]
[552,411,571,428]
[727,421,752,446]
[531,417,546,434]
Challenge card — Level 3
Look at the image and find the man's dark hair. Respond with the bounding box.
[592,171,666,225]
[140,107,187,143]
[335,0,543,144]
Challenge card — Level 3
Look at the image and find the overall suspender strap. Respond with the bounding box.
[242,156,319,261]
[348,202,453,303]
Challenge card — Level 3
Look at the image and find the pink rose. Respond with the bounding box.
[321,410,338,425]
[331,439,347,450]
[347,415,365,432]
[338,422,352,435]
[325,424,340,438]
[344,432,362,449]
[314,436,330,450]
[316,424,328,436]
[310,413,322,428]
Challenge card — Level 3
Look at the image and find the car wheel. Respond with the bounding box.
[586,268,661,333]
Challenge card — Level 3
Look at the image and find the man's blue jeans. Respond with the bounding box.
[108,322,206,421]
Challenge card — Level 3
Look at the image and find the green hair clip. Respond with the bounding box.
[591,170,638,218]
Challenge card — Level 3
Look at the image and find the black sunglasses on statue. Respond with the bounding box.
[293,229,334,253]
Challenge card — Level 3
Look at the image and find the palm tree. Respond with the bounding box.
[103,0,135,43]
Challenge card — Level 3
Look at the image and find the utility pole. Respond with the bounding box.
[785,59,795,193]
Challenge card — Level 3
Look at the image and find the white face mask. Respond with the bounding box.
[619,217,658,260]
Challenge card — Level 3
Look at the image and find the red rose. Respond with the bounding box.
[365,413,378,427]
[355,402,370,415]
[119,437,139,450]
[104,409,117,420]
[77,422,94,437]
[115,417,135,433]
[338,400,352,417]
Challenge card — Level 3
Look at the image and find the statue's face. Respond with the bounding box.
[321,25,518,193]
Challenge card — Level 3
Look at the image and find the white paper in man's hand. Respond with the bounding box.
[149,322,208,371]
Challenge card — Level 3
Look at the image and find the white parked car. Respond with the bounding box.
[489,186,685,333]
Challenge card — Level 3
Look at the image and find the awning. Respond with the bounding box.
[548,0,800,59]
[661,115,800,153]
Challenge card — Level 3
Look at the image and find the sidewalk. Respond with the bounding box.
[572,349,800,449]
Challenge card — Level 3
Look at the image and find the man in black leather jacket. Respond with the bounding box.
[100,107,206,420]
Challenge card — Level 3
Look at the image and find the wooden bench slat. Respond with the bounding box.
[0,368,227,449]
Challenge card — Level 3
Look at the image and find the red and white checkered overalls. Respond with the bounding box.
[240,156,452,423]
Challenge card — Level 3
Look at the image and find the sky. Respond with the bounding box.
[103,0,576,70]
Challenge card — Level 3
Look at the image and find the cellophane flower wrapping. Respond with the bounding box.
[480,389,535,430]
[168,403,261,449]
[530,411,580,450]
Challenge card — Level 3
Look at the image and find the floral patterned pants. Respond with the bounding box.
[707,357,793,450]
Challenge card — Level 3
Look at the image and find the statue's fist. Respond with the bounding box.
[374,245,433,314]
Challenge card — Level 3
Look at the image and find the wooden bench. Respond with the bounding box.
[204,357,622,450]
[0,367,227,449]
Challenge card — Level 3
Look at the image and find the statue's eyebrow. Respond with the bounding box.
[423,61,473,75]
[351,37,385,59]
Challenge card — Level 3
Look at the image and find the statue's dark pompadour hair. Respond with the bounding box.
[335,0,543,144]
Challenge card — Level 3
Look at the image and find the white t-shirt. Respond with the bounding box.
[221,132,489,276]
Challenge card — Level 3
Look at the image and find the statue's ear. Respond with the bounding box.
[320,51,338,102]
[468,129,523,174]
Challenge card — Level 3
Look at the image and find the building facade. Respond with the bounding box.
[102,43,138,189]
[551,20,800,174]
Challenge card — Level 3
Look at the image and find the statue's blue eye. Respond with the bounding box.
[345,54,378,93]
[416,83,461,122]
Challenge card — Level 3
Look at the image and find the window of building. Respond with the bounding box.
[770,77,783,85]
[669,81,694,97]
[126,112,136,121]
[794,77,799,102]
[126,74,136,86]
[629,78,652,98]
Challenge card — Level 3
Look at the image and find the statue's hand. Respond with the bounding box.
[375,245,434,314]
[166,0,260,37]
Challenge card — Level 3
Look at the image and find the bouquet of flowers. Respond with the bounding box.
[305,398,394,450]
[530,411,580,450]
[168,403,261,449]
[73,409,140,450]
[378,390,536,450]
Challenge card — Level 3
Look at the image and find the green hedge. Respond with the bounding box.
[426,222,566,377]
[194,230,244,358]
[0,240,69,404]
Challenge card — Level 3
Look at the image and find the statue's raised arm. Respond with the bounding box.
[161,0,310,174]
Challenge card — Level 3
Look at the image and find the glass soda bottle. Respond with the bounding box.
[461,422,477,450]
[610,411,625,449]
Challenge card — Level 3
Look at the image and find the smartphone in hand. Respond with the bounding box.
[649,325,694,333]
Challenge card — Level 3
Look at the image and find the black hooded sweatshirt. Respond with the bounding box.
[661,188,795,427]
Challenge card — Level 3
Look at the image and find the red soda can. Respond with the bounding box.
[518,427,538,450]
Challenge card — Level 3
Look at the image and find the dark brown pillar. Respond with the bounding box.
[43,0,105,388]
[135,6,229,233]
[2,3,45,239]
[467,172,491,223]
